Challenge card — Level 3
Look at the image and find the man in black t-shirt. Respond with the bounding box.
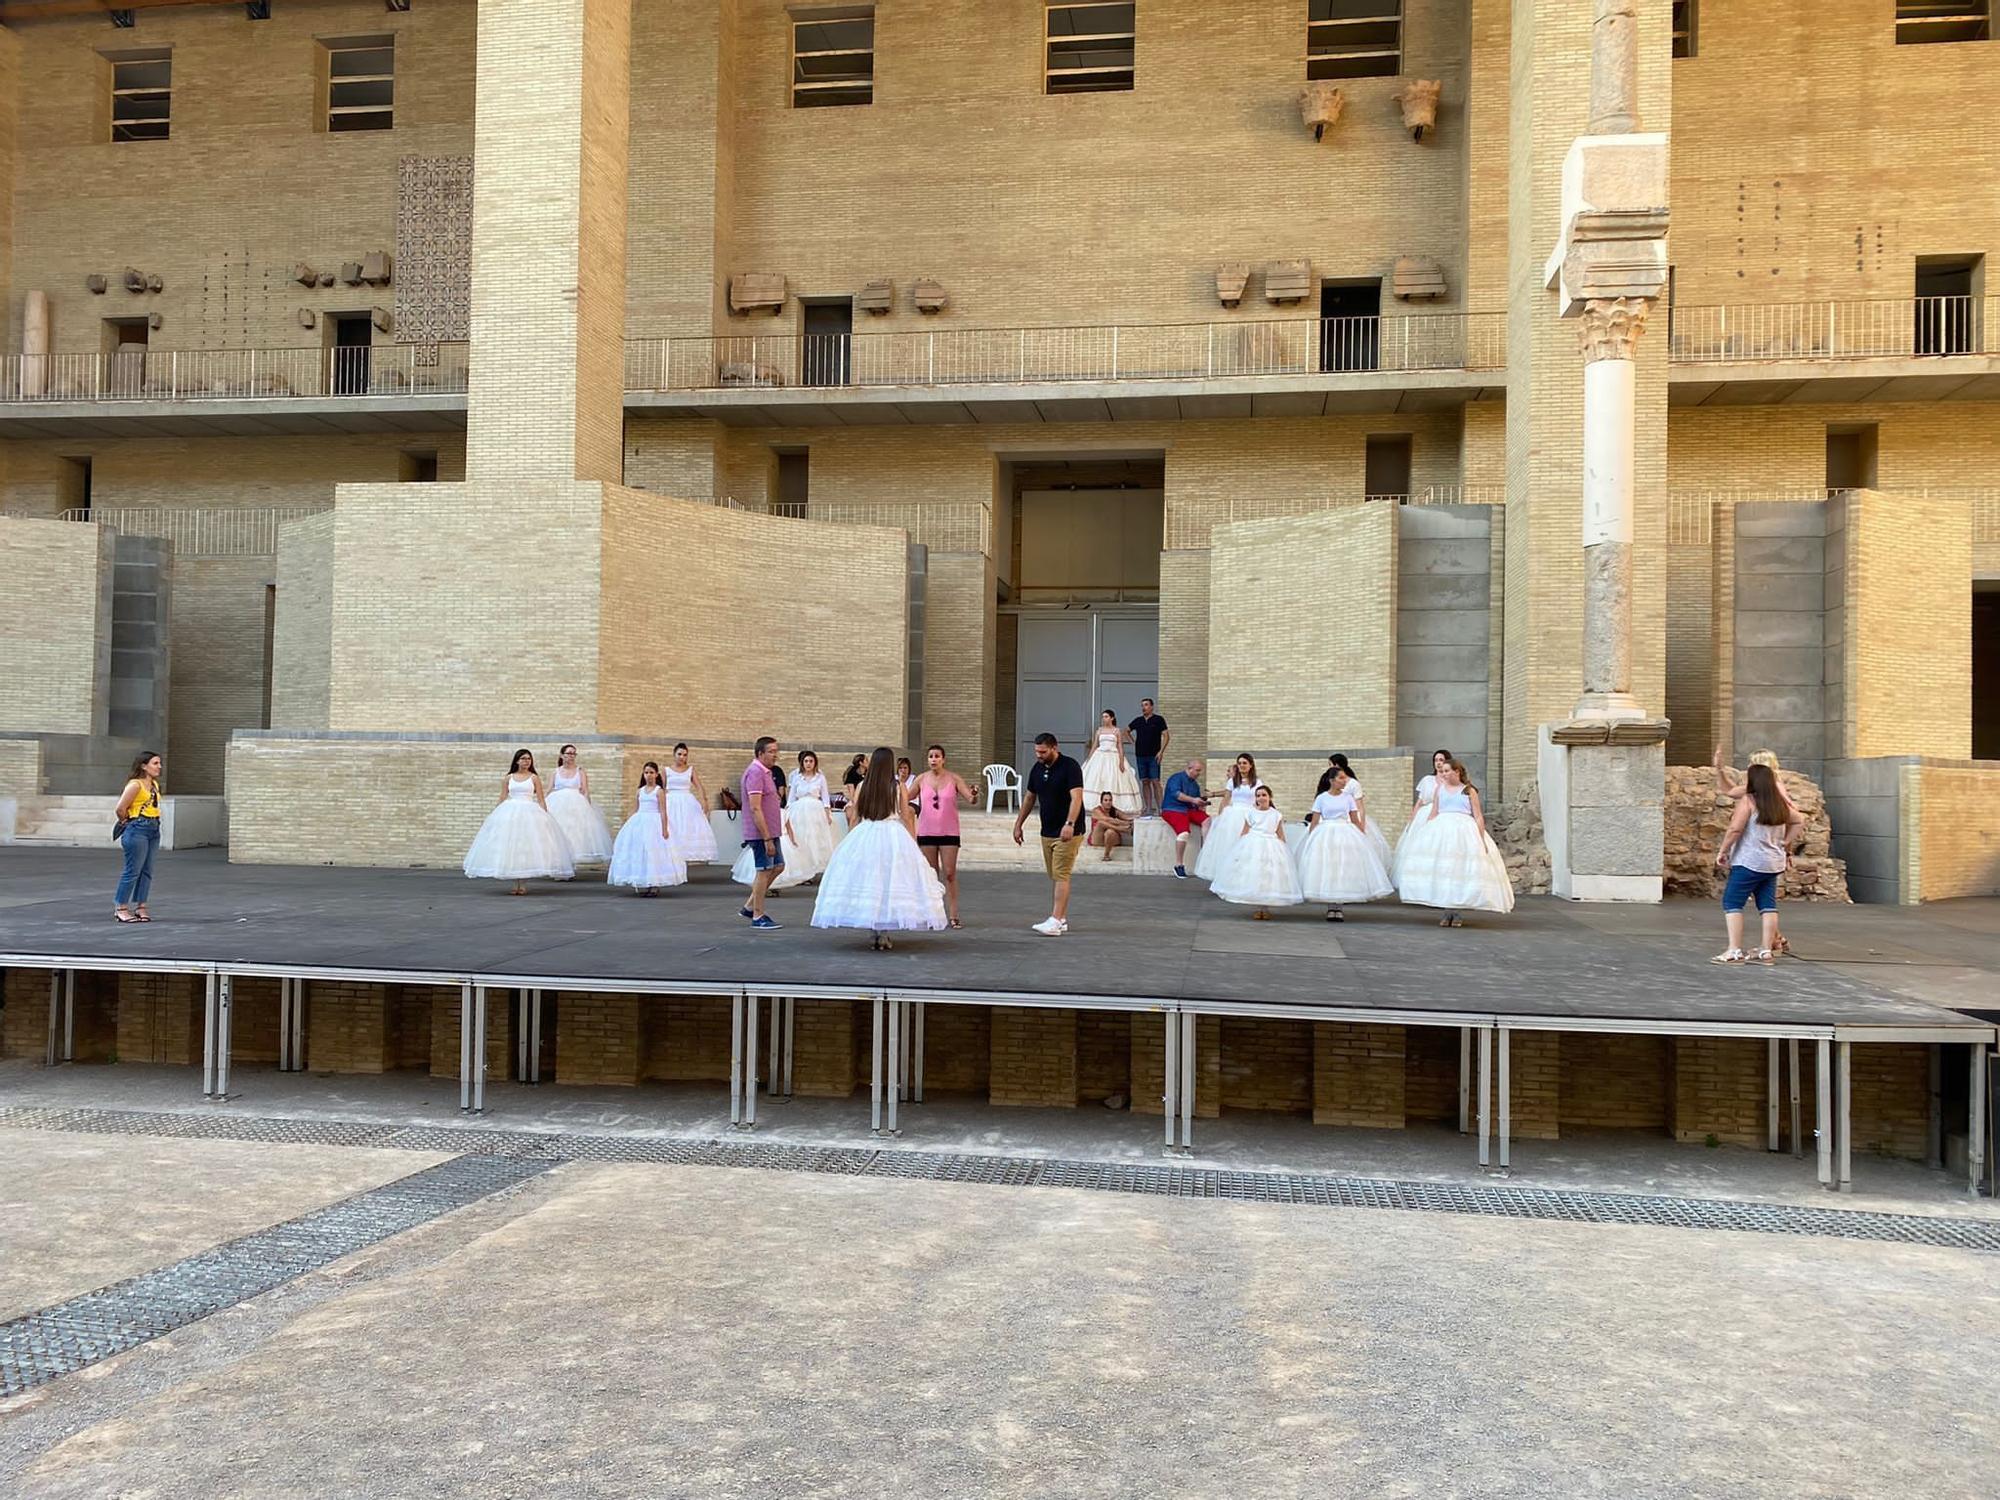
[1013,731,1085,935]
[1128,698,1169,815]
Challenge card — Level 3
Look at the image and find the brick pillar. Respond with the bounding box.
[1507,1030,1561,1140]
[1223,1018,1314,1114]
[1671,1036,1766,1146]
[989,1007,1078,1108]
[1560,1033,1668,1130]
[307,981,396,1074]
[1312,1022,1407,1128]
[1129,1013,1220,1119]
[426,987,515,1081]
[116,973,205,1066]
[789,1000,856,1098]
[0,968,47,1059]
[915,1003,990,1094]
[1851,1043,1928,1162]
[640,996,732,1083]
[1403,1026,1462,1123]
[556,992,641,1086]
[227,976,281,1065]
[1078,1012,1133,1104]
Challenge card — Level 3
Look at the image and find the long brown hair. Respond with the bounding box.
[855,746,900,822]
[1745,763,1787,827]
[1445,757,1477,798]
[1228,753,1258,788]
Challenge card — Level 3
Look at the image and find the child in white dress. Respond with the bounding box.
[1393,747,1454,883]
[662,743,718,864]
[463,749,576,895]
[1394,758,1514,926]
[544,743,613,863]
[1294,768,1395,920]
[607,762,687,895]
[812,746,949,949]
[1212,786,1304,918]
[1080,709,1141,814]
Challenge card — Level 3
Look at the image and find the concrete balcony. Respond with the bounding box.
[1667,296,2000,405]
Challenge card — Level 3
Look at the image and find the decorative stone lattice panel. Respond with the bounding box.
[393,156,472,345]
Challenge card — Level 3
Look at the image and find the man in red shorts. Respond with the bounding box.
[1160,758,1208,879]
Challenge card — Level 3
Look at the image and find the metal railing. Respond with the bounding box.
[799,501,991,555]
[58,505,330,556]
[1667,487,2000,547]
[625,313,1507,393]
[0,343,470,403]
[1668,297,1998,364]
[1164,484,1502,551]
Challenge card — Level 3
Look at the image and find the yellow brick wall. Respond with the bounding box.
[0,25,17,330]
[0,738,43,798]
[170,555,271,794]
[1668,403,2000,496]
[271,511,335,730]
[1843,491,1971,760]
[627,0,732,335]
[0,516,111,734]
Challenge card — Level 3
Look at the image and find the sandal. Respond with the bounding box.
[949,917,962,930]
[133,910,152,922]
[114,910,140,924]
[1753,948,1776,965]
[1710,948,1747,964]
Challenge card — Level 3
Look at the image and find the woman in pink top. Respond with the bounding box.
[915,743,977,929]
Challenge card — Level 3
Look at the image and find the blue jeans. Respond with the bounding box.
[117,819,160,906]
[744,836,785,871]
[1721,864,1778,914]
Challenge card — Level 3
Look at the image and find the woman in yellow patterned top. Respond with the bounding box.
[114,751,163,924]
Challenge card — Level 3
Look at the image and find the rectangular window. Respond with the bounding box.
[1046,3,1135,94]
[1895,1,1990,44]
[324,35,395,132]
[1307,0,1400,81]
[1672,0,1696,57]
[108,49,171,142]
[792,11,874,108]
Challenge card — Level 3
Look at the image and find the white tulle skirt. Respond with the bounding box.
[544,787,613,862]
[1082,747,1141,813]
[665,787,717,862]
[786,795,836,876]
[811,816,949,933]
[607,807,688,890]
[1193,802,1252,881]
[1213,829,1304,907]
[1294,816,1395,904]
[730,825,816,890]
[1395,810,1516,913]
[463,799,576,882]
[1358,814,1394,873]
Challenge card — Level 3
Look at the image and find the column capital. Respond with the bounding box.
[1578,297,1653,363]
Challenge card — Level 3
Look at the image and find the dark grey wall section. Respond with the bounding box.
[1732,501,1829,783]
[1396,504,1491,794]
[1822,755,1907,906]
[109,535,171,748]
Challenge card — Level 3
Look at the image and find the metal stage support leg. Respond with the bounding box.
[1971,1041,1989,1197]
[1814,1038,1832,1188]
[912,1002,924,1104]
[292,978,306,1072]
[1476,1027,1493,1168]
[1162,1011,1179,1155]
[886,998,901,1136]
[1788,1039,1802,1160]
[870,997,885,1137]
[215,974,234,1099]
[1926,1044,1943,1171]
[530,990,543,1083]
[202,971,220,1098]
[517,989,531,1083]
[743,994,759,1129]
[63,970,75,1065]
[1766,1039,1780,1151]
[280,978,293,1074]
[47,969,76,1067]
[459,982,475,1114]
[729,993,745,1127]
[1836,1040,1853,1193]
[1497,1029,1511,1171]
[1457,1027,1471,1134]
[471,985,489,1115]
[768,998,781,1097]
[1177,1012,1195,1156]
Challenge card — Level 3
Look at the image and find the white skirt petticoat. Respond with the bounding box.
[607,808,687,890]
[665,787,717,862]
[786,796,836,877]
[811,817,949,933]
[1294,817,1395,904]
[1212,830,1304,908]
[1395,811,1515,913]
[731,826,815,890]
[464,799,576,882]
[1193,802,1251,881]
[544,787,613,863]
[1081,748,1141,813]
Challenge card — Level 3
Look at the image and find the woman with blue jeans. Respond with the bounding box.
[1712,763,1802,965]
[113,751,164,924]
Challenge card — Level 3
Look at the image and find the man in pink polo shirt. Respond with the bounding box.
[740,736,785,929]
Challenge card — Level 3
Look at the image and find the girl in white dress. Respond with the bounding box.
[1321,752,1394,871]
[1392,747,1454,884]
[1211,786,1303,918]
[812,746,949,950]
[662,743,718,864]
[1081,709,1142,814]
[607,761,687,896]
[1193,753,1263,881]
[730,803,815,890]
[544,743,613,863]
[1394,758,1514,926]
[464,749,576,895]
[785,749,836,878]
[1295,767,1395,921]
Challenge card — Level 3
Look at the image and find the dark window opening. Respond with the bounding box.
[399,449,440,483]
[1672,0,1697,56]
[1364,435,1414,501]
[793,12,874,108]
[107,50,171,142]
[1914,256,1982,356]
[1895,1,1990,46]
[1321,280,1382,372]
[330,314,373,396]
[1047,3,1135,94]
[1974,586,2000,761]
[1825,425,1878,493]
[774,449,809,519]
[58,456,93,519]
[1308,0,1401,81]
[801,299,854,388]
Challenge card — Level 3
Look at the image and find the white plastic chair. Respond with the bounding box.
[982,764,1023,814]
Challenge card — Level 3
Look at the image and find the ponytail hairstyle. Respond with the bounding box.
[1319,752,1359,795]
[1745,762,1788,827]
[855,746,900,822]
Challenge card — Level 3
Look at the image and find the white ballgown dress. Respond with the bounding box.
[784,769,837,877]
[1211,807,1304,908]
[811,813,949,934]
[544,766,613,863]
[1081,728,1141,814]
[1394,788,1515,914]
[1193,779,1262,881]
[730,812,816,890]
[662,766,717,863]
[607,785,688,891]
[1391,773,1439,883]
[1293,789,1395,904]
[463,776,576,882]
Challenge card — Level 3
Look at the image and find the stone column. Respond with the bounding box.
[1575,295,1647,720]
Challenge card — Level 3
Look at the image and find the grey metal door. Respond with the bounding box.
[1014,607,1159,772]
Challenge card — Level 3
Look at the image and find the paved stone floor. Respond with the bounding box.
[2,1125,1997,1499]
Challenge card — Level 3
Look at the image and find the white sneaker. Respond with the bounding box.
[1032,917,1066,936]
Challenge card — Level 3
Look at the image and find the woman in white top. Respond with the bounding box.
[608,761,687,896]
[543,743,613,863]
[1712,762,1804,965]
[784,749,837,879]
[464,749,576,895]
[1211,786,1303,918]
[1294,767,1395,921]
[1193,753,1263,882]
[1394,758,1513,926]
[1081,709,1142,814]
[1712,744,1797,957]
[1393,748,1455,884]
[662,742,718,864]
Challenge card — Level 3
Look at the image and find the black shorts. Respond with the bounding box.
[916,834,961,848]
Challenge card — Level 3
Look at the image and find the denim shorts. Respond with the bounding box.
[1722,864,1778,914]
[1135,755,1161,780]
[744,837,786,871]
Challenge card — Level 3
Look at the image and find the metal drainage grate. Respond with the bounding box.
[9,1106,2000,1255]
[0,1154,555,1399]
